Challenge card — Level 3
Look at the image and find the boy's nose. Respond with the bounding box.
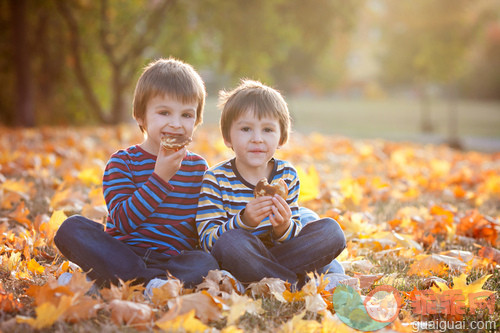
[251,132,263,142]
[169,116,182,128]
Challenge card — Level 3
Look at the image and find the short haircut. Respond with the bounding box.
[133,58,206,132]
[219,79,291,145]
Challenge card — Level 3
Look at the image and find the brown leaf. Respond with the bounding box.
[248,277,287,302]
[150,279,183,306]
[108,299,153,330]
[160,290,223,324]
[100,279,144,302]
[478,246,500,264]
[353,274,384,289]
[196,270,242,298]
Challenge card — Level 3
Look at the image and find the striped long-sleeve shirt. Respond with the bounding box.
[196,158,302,252]
[103,145,208,257]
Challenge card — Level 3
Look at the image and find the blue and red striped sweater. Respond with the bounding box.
[103,145,208,257]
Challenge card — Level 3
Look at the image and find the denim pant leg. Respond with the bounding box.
[299,208,346,274]
[144,250,219,288]
[54,215,166,287]
[270,218,346,275]
[211,229,298,284]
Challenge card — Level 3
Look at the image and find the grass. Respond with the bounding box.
[204,96,500,152]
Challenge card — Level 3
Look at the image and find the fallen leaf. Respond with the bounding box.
[108,299,153,330]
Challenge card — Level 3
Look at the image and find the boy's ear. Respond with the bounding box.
[223,138,232,149]
[136,116,145,128]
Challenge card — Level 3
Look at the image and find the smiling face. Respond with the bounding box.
[225,109,281,177]
[137,94,198,154]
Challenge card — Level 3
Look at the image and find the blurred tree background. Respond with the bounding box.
[1,0,499,133]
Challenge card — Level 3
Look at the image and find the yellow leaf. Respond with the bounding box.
[156,309,209,332]
[451,274,494,307]
[40,210,67,245]
[27,259,45,275]
[339,178,363,206]
[8,252,22,272]
[283,289,306,302]
[296,165,320,202]
[222,326,245,333]
[226,294,263,325]
[77,166,103,186]
[17,297,72,329]
[1,178,33,199]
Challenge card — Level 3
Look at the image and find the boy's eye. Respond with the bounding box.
[183,112,194,118]
[159,110,169,115]
[241,127,250,132]
[264,127,274,132]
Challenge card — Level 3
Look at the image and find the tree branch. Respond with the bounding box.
[56,1,108,123]
[120,0,175,68]
[99,0,118,69]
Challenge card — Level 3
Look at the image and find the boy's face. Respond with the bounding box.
[225,109,281,171]
[137,94,198,154]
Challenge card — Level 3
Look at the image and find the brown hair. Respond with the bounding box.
[133,58,206,132]
[219,79,291,145]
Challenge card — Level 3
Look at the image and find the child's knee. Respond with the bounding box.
[212,229,258,259]
[312,218,346,252]
[54,215,81,245]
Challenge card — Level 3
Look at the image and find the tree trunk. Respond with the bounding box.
[418,83,434,133]
[10,0,35,127]
[446,86,463,150]
[111,69,127,123]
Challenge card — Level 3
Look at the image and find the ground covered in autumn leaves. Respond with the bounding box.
[1,125,499,332]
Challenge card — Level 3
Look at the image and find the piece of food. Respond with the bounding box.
[254,178,288,199]
[160,135,192,150]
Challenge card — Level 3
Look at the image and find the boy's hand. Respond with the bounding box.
[269,195,292,238]
[154,146,187,182]
[241,196,273,228]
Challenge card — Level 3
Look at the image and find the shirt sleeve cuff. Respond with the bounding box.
[275,219,296,242]
[151,172,175,192]
[233,209,257,231]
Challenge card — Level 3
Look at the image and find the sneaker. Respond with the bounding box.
[323,273,359,291]
[220,270,246,294]
[57,272,100,296]
[57,272,74,286]
[144,278,168,299]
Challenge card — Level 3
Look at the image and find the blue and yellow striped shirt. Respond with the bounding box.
[196,158,302,252]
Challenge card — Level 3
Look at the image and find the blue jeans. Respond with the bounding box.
[299,207,345,274]
[211,217,346,287]
[54,215,219,288]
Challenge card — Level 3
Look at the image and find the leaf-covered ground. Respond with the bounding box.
[0,125,499,332]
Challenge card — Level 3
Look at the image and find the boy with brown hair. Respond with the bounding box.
[196,79,346,288]
[55,58,219,295]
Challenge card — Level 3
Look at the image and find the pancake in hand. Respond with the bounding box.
[254,178,288,199]
[160,135,192,150]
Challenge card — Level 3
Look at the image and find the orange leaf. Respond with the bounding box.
[27,259,45,275]
[0,282,24,313]
[478,246,500,264]
[8,201,32,228]
[456,210,498,245]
